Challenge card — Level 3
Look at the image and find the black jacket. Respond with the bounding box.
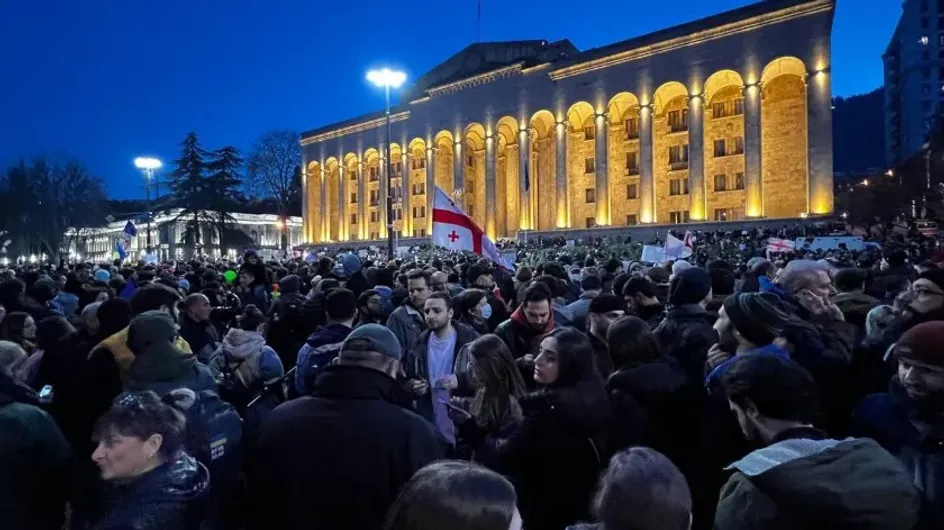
[179,315,220,364]
[475,388,609,530]
[653,304,717,387]
[90,453,209,530]
[248,364,448,530]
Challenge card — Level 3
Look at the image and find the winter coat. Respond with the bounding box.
[653,304,717,387]
[294,322,352,395]
[567,292,597,332]
[33,334,96,455]
[494,307,558,360]
[851,379,944,525]
[587,332,613,378]
[386,302,427,360]
[179,315,221,364]
[248,364,448,530]
[0,372,73,530]
[831,290,880,339]
[125,341,215,397]
[475,388,610,530]
[406,322,480,422]
[606,356,697,472]
[91,453,210,530]
[208,328,283,389]
[52,291,80,317]
[715,429,922,530]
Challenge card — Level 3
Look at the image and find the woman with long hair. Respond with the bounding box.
[476,327,610,530]
[385,460,521,530]
[0,311,36,354]
[87,390,209,530]
[449,335,526,459]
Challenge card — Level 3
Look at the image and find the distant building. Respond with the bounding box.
[884,0,944,167]
[301,0,836,244]
[64,210,303,262]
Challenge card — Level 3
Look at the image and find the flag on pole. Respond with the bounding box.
[766,238,796,253]
[115,221,136,260]
[664,230,694,260]
[432,186,509,269]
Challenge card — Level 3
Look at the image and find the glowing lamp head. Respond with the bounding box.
[367,68,407,89]
[134,157,162,171]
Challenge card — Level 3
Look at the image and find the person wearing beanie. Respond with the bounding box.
[900,269,944,329]
[93,268,111,283]
[585,294,624,378]
[248,323,447,530]
[851,320,944,523]
[706,293,791,386]
[654,267,717,386]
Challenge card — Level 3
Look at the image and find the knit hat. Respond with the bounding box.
[94,269,111,283]
[668,267,711,306]
[896,321,944,368]
[279,274,300,295]
[177,279,190,292]
[723,292,790,346]
[340,323,402,360]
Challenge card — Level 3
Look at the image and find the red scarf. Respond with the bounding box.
[510,306,555,335]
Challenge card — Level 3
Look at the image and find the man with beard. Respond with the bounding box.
[386,269,430,357]
[900,269,944,327]
[466,264,508,331]
[715,355,922,530]
[852,321,944,525]
[495,282,556,359]
[355,290,385,328]
[585,294,624,378]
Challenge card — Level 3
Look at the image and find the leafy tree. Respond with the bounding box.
[0,156,108,260]
[205,145,244,248]
[245,130,302,216]
[167,132,215,254]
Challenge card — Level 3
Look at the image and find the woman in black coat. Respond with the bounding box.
[475,328,610,530]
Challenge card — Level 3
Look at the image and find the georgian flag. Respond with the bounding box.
[766,238,795,253]
[664,230,694,260]
[432,186,510,269]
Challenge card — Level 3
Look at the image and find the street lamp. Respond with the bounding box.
[367,67,407,257]
[134,157,162,253]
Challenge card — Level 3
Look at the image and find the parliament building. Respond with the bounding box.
[301,0,836,244]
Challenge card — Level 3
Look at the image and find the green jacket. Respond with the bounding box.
[715,436,921,530]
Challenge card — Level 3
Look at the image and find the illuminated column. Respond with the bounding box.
[555,121,568,228]
[639,104,655,223]
[454,140,464,210]
[379,151,388,239]
[485,134,497,238]
[319,165,327,242]
[426,147,435,234]
[401,152,411,237]
[338,166,347,241]
[594,113,609,225]
[358,161,367,240]
[743,83,763,217]
[688,94,705,220]
[301,157,309,242]
[807,70,833,214]
[518,129,531,230]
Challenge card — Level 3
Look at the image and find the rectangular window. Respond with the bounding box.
[714,139,727,157]
[370,232,379,240]
[734,136,745,155]
[370,211,379,223]
[734,98,745,116]
[584,125,595,140]
[467,155,475,167]
[626,214,638,226]
[393,162,403,177]
[350,169,357,180]
[585,157,596,174]
[585,188,596,203]
[735,172,745,190]
[586,217,596,228]
[669,211,690,224]
[412,157,426,170]
[370,190,379,206]
[624,118,639,139]
[714,174,727,192]
[369,166,379,181]
[625,152,639,175]
[468,204,475,218]
[419,206,426,218]
[626,183,638,199]
[669,178,689,196]
[669,145,689,168]
[350,214,357,225]
[412,183,426,195]
[394,208,402,221]
[668,109,689,133]
[350,192,357,203]
[711,98,745,119]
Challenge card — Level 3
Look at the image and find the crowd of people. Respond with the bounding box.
[0,224,942,530]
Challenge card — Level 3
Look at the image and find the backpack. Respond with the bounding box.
[182,390,243,492]
[216,357,260,416]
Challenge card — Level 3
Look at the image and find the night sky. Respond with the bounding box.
[0,0,900,199]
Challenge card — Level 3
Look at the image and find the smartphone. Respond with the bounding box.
[439,399,464,412]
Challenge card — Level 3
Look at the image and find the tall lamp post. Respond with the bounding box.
[134,157,162,253]
[367,67,407,257]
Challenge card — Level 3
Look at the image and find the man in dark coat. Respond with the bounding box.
[851,321,944,525]
[715,354,922,530]
[495,282,558,359]
[179,293,220,363]
[248,324,447,530]
[654,267,717,387]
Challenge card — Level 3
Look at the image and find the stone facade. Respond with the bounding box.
[301,0,835,244]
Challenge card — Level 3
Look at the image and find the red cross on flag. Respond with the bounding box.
[432,186,509,269]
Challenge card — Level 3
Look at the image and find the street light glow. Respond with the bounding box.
[134,157,162,171]
[367,68,407,89]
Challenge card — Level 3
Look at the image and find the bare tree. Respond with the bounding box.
[245,130,301,216]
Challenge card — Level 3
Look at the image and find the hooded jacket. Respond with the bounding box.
[208,328,283,390]
[91,453,209,530]
[831,291,880,337]
[715,432,922,530]
[294,322,352,395]
[494,307,558,359]
[653,304,717,387]
[125,312,215,396]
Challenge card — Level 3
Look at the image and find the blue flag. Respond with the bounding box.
[115,221,137,260]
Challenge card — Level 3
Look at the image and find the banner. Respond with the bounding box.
[664,231,694,260]
[641,245,666,264]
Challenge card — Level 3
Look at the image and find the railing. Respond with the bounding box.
[670,161,689,171]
